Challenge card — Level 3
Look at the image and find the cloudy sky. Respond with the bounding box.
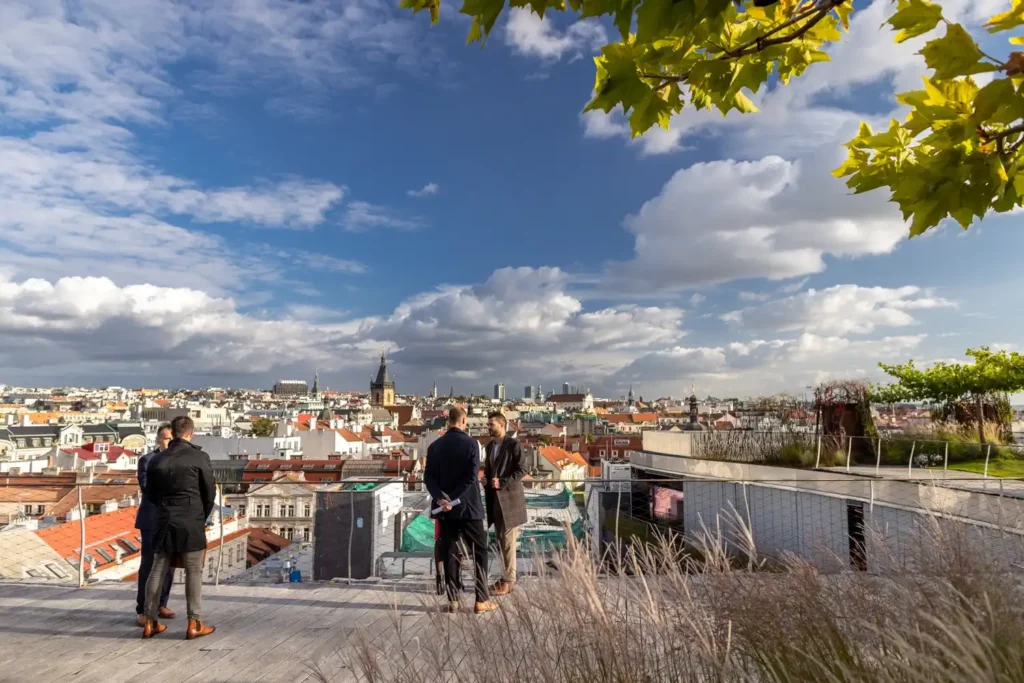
[0,0,1020,399]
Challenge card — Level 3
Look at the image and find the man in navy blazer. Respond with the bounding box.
[134,424,176,625]
[425,407,496,614]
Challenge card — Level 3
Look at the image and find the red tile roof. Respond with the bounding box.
[48,486,140,517]
[537,446,588,470]
[36,507,141,571]
[60,444,137,461]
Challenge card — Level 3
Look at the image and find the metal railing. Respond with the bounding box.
[3,469,1024,587]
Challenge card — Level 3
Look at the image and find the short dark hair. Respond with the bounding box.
[487,412,507,427]
[156,423,172,437]
[170,415,195,439]
[447,407,467,425]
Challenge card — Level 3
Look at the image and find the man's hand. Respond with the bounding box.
[437,496,453,512]
[491,478,500,490]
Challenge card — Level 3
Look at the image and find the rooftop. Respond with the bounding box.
[0,580,432,683]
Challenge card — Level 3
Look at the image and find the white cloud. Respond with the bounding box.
[0,275,382,380]
[611,333,927,396]
[689,293,706,307]
[738,291,771,302]
[407,182,439,197]
[342,201,426,232]
[722,285,957,336]
[504,9,606,60]
[605,156,908,291]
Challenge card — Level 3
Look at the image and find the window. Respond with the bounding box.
[599,449,606,457]
[17,439,25,448]
[285,505,295,517]
[36,505,45,515]
[237,545,244,563]
[303,527,311,542]
[23,505,32,516]
[612,450,619,457]
[31,438,40,447]
[302,503,311,517]
[237,505,246,517]
[280,464,292,470]
[256,464,270,470]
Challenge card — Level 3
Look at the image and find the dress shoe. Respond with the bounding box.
[141,619,167,639]
[186,619,216,640]
[474,600,498,614]
[491,580,515,596]
[159,606,176,619]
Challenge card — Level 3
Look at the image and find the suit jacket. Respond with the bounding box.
[484,435,527,530]
[134,448,162,531]
[425,427,484,521]
[145,438,216,554]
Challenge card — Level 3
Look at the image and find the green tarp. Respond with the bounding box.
[399,485,585,554]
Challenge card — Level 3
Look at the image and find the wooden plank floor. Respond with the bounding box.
[0,580,437,683]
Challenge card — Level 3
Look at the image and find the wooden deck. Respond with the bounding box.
[0,580,435,683]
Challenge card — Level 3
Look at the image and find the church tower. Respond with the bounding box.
[370,350,395,407]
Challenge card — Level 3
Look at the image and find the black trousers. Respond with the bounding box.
[437,518,489,604]
[136,528,175,615]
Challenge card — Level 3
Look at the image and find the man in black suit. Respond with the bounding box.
[140,416,217,640]
[425,407,497,614]
[134,423,177,626]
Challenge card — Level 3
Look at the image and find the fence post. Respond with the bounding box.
[77,486,85,588]
[983,444,992,480]
[215,484,224,586]
[875,438,882,476]
[846,436,853,473]
[814,433,822,469]
[943,442,949,478]
[907,441,916,479]
[869,480,875,513]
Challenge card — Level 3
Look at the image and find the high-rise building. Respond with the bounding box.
[562,382,570,394]
[493,383,505,401]
[524,385,534,400]
[273,380,309,397]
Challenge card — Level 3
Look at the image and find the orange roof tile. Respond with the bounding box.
[36,507,141,570]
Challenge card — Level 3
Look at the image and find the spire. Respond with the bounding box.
[312,369,320,397]
[372,348,392,387]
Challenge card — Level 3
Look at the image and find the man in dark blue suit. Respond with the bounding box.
[134,424,176,626]
[425,407,497,614]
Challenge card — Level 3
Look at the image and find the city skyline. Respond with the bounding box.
[0,0,1020,399]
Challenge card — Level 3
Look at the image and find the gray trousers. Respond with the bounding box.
[146,550,204,620]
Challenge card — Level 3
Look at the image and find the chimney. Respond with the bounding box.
[75,470,95,485]
[309,414,318,431]
[100,500,118,514]
[67,507,81,522]
[22,413,30,427]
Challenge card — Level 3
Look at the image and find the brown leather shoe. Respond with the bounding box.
[141,619,167,639]
[474,600,498,614]
[158,606,176,619]
[136,614,147,627]
[185,619,216,640]
[491,580,515,596]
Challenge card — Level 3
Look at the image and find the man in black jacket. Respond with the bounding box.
[141,416,217,640]
[483,412,527,595]
[425,407,497,614]
[134,423,176,626]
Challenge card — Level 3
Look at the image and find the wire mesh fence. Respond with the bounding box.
[4,468,1024,586]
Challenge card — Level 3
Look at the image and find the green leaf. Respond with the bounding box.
[886,0,944,43]
[920,24,985,80]
[636,0,690,44]
[731,91,759,113]
[987,0,1024,33]
[585,43,651,114]
[459,0,507,38]
[629,89,673,135]
[973,78,1015,121]
[399,0,441,23]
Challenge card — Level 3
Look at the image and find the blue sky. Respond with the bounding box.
[0,0,1020,399]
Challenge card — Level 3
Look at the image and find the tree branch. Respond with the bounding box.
[980,121,1024,142]
[639,0,848,89]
